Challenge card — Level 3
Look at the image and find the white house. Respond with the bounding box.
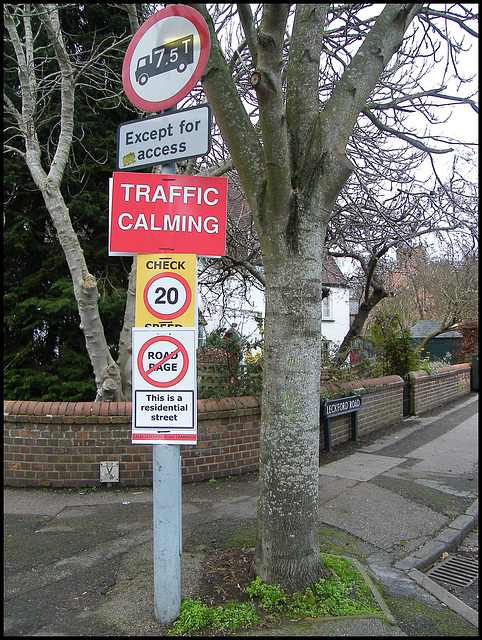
[198,255,351,357]
[319,256,351,360]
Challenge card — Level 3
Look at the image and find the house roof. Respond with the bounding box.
[322,255,346,286]
[410,320,463,339]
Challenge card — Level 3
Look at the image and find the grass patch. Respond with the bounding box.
[170,553,386,635]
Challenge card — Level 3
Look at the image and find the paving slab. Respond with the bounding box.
[319,452,406,481]
[404,416,478,476]
[319,482,448,552]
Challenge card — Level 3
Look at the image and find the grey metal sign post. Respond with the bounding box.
[152,126,182,625]
[152,442,182,623]
[120,5,212,626]
[131,323,197,625]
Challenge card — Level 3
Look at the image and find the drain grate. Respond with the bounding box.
[425,554,478,588]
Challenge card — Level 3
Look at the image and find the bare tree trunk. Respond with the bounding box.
[117,256,137,401]
[335,287,388,365]
[197,1,421,592]
[418,320,457,353]
[254,245,327,591]
[38,184,123,400]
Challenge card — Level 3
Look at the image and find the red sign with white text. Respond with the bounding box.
[109,172,227,256]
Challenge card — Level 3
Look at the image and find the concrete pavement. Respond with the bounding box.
[4,392,478,636]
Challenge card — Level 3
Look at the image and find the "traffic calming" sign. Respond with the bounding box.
[132,328,197,444]
[122,5,210,112]
[135,254,196,327]
[108,172,227,256]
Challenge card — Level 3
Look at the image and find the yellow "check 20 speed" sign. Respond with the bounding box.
[135,253,196,328]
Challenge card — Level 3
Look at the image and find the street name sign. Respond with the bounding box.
[135,253,196,328]
[116,105,212,171]
[108,171,227,256]
[122,5,210,112]
[132,327,197,444]
[323,395,362,418]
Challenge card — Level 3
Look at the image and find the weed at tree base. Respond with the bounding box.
[170,552,386,635]
[171,599,260,635]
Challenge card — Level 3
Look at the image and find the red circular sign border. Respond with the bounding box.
[137,335,189,388]
[143,272,192,320]
[122,5,210,112]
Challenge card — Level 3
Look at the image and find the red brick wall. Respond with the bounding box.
[407,363,471,415]
[3,397,261,488]
[180,396,261,482]
[3,365,471,488]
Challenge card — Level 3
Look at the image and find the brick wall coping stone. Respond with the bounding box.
[3,395,262,418]
[4,366,469,418]
[320,374,404,395]
[407,363,470,381]
[435,363,471,373]
[407,370,429,380]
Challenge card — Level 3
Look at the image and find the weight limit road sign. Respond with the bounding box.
[122,5,210,112]
[132,328,197,444]
[135,254,196,327]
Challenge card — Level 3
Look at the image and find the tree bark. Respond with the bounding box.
[117,256,137,401]
[40,187,123,401]
[254,235,328,590]
[418,320,457,352]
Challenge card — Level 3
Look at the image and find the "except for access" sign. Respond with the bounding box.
[116,105,212,171]
[108,172,227,257]
[132,328,197,444]
[135,254,196,328]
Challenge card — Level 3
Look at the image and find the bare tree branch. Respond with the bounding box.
[361,107,453,154]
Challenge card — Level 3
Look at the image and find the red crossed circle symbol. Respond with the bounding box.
[137,335,189,388]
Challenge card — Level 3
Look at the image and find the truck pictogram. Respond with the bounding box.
[135,34,194,86]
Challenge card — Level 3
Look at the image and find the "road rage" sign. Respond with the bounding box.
[132,327,197,444]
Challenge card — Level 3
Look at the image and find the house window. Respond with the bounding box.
[198,324,207,348]
[322,290,332,320]
[321,340,332,362]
